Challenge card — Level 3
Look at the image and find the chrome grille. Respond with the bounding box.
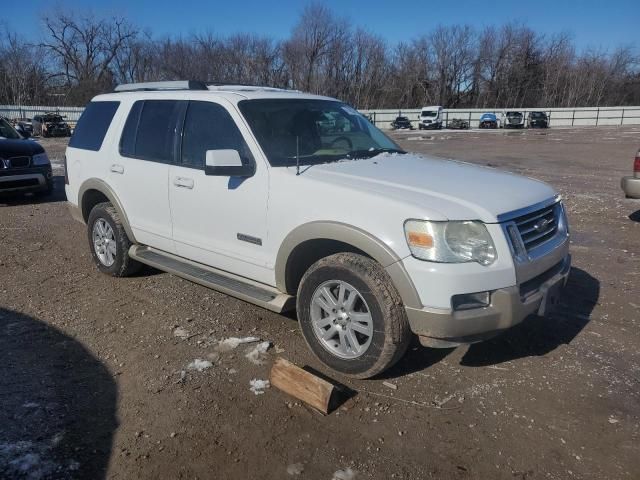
[514,203,559,252]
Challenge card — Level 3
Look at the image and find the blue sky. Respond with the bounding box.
[3,0,639,52]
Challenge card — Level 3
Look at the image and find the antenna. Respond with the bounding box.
[296,136,300,176]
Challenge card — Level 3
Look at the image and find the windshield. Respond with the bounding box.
[481,114,496,120]
[238,99,404,167]
[531,112,546,119]
[0,118,22,139]
[421,111,437,117]
[506,112,522,118]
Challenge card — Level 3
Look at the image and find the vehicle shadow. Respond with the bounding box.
[629,210,640,222]
[460,267,599,367]
[376,339,454,379]
[0,308,117,479]
[0,175,67,206]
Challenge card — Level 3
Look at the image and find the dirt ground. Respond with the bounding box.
[1,126,639,480]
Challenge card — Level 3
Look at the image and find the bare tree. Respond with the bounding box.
[0,29,49,106]
[40,11,138,103]
[1,5,638,109]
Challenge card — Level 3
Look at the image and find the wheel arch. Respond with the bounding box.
[78,178,137,243]
[275,221,421,309]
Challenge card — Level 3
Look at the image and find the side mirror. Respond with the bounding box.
[205,149,255,177]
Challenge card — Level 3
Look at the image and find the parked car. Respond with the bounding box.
[13,117,33,136]
[418,106,443,130]
[390,116,414,130]
[502,111,525,128]
[32,113,72,137]
[66,80,570,378]
[0,116,53,196]
[448,118,469,130]
[479,113,499,129]
[621,148,640,199]
[528,111,549,128]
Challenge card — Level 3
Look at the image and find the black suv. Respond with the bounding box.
[0,117,53,196]
[527,111,549,128]
[390,116,414,130]
[33,113,72,137]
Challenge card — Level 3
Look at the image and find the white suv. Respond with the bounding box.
[66,81,571,378]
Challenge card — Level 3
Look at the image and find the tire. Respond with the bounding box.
[296,253,412,379]
[87,202,141,277]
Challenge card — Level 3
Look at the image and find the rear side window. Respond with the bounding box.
[120,100,183,163]
[69,101,119,151]
[181,101,254,168]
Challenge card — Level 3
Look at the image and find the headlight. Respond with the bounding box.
[404,220,497,265]
[32,153,50,166]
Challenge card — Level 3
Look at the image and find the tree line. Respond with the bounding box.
[1,4,638,109]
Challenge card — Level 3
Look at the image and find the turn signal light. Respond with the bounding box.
[407,231,434,248]
[634,150,640,173]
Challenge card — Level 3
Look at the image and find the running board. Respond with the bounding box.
[129,246,295,313]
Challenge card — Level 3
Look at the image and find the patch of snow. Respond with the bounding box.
[173,327,190,339]
[287,462,304,475]
[22,402,40,408]
[0,440,61,478]
[216,336,261,352]
[245,341,271,365]
[333,467,357,480]
[249,378,270,395]
[187,359,213,372]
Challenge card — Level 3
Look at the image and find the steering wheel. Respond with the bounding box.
[329,136,353,151]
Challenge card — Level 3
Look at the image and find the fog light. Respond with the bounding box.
[452,291,491,311]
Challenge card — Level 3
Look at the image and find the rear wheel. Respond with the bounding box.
[87,202,141,277]
[297,253,412,379]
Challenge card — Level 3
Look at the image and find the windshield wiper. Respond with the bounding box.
[346,148,406,159]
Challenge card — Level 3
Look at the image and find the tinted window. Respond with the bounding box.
[69,101,119,151]
[120,100,182,163]
[181,101,253,168]
[119,101,142,157]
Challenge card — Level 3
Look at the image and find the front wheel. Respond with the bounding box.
[297,253,412,379]
[87,202,141,277]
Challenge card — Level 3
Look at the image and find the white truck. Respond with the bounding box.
[65,81,571,378]
[418,106,444,130]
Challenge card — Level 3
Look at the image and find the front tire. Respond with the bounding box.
[297,253,412,379]
[87,202,141,277]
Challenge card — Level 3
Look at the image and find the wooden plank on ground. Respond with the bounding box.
[270,357,336,414]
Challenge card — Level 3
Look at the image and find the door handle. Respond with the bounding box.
[173,177,194,189]
[110,164,124,174]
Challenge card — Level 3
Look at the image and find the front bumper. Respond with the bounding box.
[0,166,52,194]
[405,254,571,347]
[621,176,640,198]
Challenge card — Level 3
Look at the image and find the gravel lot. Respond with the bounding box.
[1,127,639,479]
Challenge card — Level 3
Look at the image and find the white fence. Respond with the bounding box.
[2,104,640,130]
[361,106,640,129]
[0,105,85,124]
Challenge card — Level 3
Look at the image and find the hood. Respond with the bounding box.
[304,153,556,223]
[0,138,45,157]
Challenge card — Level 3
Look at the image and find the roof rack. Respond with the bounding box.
[114,80,208,92]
